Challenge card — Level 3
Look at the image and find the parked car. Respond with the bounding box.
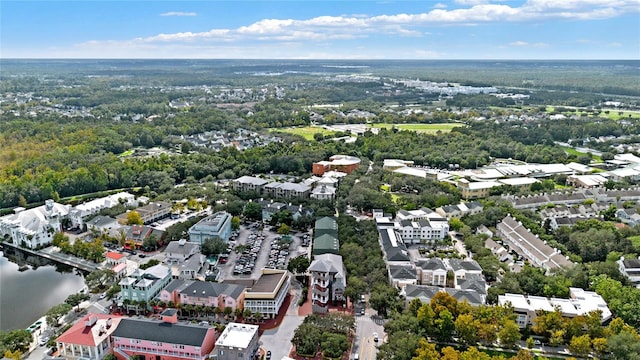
[373,332,379,342]
[39,336,50,347]
[266,351,271,360]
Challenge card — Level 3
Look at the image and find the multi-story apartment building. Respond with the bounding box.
[232,176,268,194]
[188,212,232,244]
[56,314,122,360]
[119,264,172,304]
[312,155,361,176]
[0,199,70,248]
[243,269,290,319]
[309,253,346,313]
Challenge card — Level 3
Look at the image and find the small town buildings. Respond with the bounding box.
[496,215,574,273]
[616,208,640,226]
[243,269,290,319]
[388,265,418,289]
[457,179,502,200]
[618,256,640,287]
[56,314,122,360]
[0,199,70,249]
[312,217,340,256]
[105,252,126,266]
[310,184,337,201]
[177,280,246,310]
[125,225,165,249]
[312,155,361,176]
[378,227,411,265]
[393,208,450,243]
[213,323,259,360]
[85,216,119,234]
[69,192,136,228]
[309,253,346,313]
[164,240,200,264]
[415,258,447,287]
[117,201,171,225]
[232,176,268,194]
[567,174,608,188]
[263,182,311,199]
[112,309,216,360]
[119,264,172,304]
[188,212,232,244]
[499,288,612,328]
[402,285,485,307]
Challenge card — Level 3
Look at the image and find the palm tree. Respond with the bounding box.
[213,306,222,322]
[254,311,263,323]
[138,300,147,315]
[243,308,252,322]
[148,299,158,314]
[234,307,243,321]
[167,301,175,308]
[184,304,194,319]
[223,306,233,321]
[176,303,184,317]
[195,305,204,319]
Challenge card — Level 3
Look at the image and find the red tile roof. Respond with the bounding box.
[56,314,122,347]
[106,252,125,260]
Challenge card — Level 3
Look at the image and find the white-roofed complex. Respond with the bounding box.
[68,192,136,228]
[499,288,612,328]
[0,199,70,248]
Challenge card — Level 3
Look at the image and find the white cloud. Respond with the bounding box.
[609,42,623,46]
[509,40,549,47]
[160,11,197,17]
[71,0,638,58]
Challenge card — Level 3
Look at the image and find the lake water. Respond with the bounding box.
[0,247,86,331]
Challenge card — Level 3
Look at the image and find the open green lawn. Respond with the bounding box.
[369,123,464,133]
[546,106,640,120]
[270,126,337,140]
[561,147,602,162]
[117,149,135,157]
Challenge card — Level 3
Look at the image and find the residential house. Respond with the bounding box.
[85,216,119,234]
[174,254,206,280]
[243,269,290,319]
[618,256,640,287]
[0,199,70,249]
[448,259,483,287]
[188,212,232,244]
[309,254,346,313]
[499,288,612,328]
[616,208,640,226]
[388,265,418,290]
[164,240,200,264]
[484,238,513,263]
[310,184,337,201]
[232,176,268,194]
[119,264,172,304]
[415,258,447,287]
[378,227,411,265]
[56,314,122,360]
[213,323,259,360]
[112,309,216,360]
[105,252,126,266]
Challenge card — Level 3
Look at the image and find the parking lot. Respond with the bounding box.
[218,223,311,281]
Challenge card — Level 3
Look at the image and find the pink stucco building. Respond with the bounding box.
[159,279,245,311]
[111,309,216,360]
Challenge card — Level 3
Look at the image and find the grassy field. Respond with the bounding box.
[369,123,464,133]
[561,147,602,162]
[270,126,337,140]
[546,106,640,120]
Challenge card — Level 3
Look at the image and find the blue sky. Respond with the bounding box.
[1,0,639,59]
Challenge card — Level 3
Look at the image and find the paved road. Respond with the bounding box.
[353,300,386,360]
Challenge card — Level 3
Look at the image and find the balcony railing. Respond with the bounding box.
[114,345,204,360]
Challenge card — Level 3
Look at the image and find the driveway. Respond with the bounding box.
[259,314,305,360]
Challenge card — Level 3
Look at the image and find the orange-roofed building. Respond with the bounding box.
[56,314,122,360]
[312,155,360,176]
[105,252,126,265]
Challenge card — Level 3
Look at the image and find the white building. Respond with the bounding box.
[498,288,612,328]
[0,199,70,248]
[394,208,449,243]
[618,256,640,287]
[309,254,346,313]
[69,192,136,228]
[213,323,259,360]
